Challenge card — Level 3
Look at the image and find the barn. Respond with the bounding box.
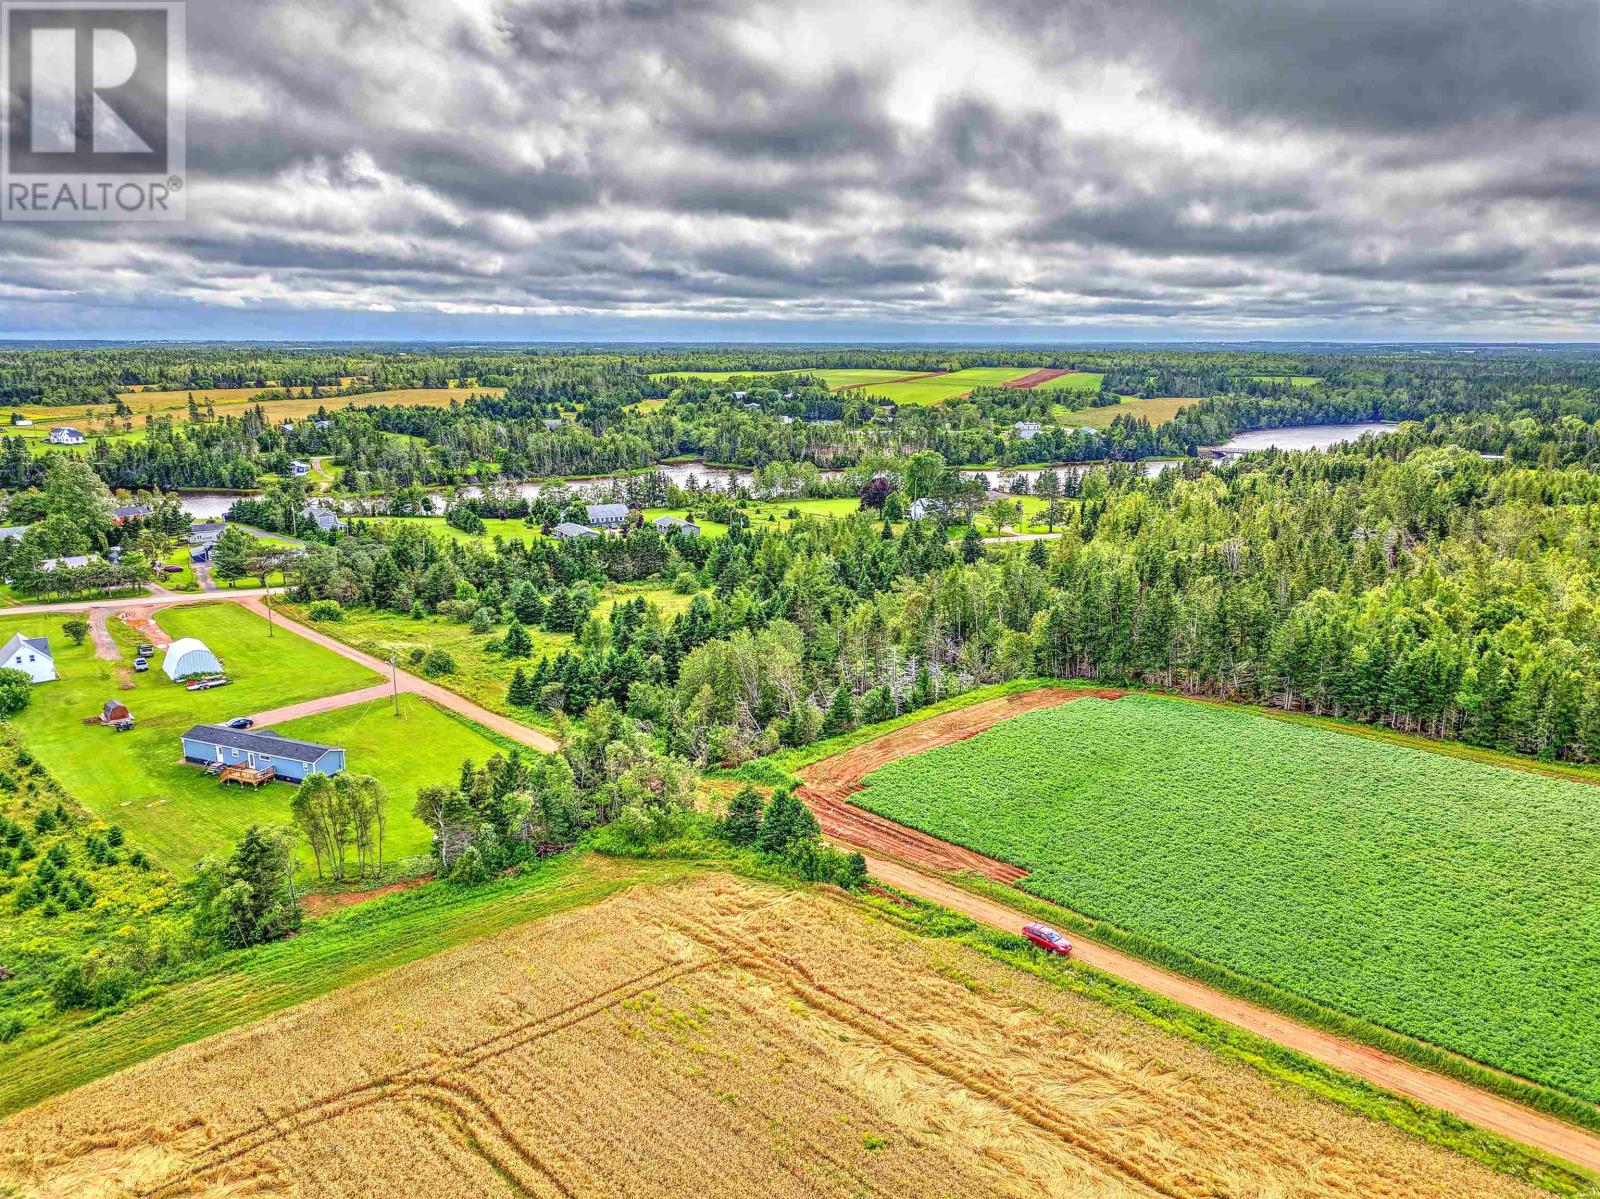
[162,637,223,681]
[180,725,345,784]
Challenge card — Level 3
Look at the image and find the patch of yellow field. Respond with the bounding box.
[1056,395,1205,429]
[0,874,1538,1199]
[14,386,507,431]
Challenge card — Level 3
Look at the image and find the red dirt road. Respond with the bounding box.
[235,598,558,753]
[116,606,173,649]
[1004,367,1071,388]
[796,687,1600,1176]
[796,688,1121,881]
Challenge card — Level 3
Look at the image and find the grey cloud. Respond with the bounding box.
[1,0,1597,337]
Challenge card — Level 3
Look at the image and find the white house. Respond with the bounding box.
[47,427,86,446]
[0,633,55,683]
[290,460,311,477]
[1014,421,1043,440]
[909,498,947,521]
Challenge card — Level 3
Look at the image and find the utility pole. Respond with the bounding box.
[390,654,400,717]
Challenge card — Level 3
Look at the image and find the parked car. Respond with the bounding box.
[137,643,154,656]
[133,657,149,672]
[155,564,182,575]
[226,716,253,729]
[1021,923,1072,956]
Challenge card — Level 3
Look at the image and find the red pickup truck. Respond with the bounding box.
[1021,923,1072,956]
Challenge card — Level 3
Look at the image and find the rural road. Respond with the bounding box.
[797,691,1600,1178]
[234,597,557,753]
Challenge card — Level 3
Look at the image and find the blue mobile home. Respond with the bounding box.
[180,724,345,783]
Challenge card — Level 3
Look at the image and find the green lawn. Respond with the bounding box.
[865,367,1038,406]
[1033,371,1104,391]
[1250,375,1320,387]
[852,695,1600,1105]
[367,514,543,545]
[648,369,803,382]
[0,604,386,875]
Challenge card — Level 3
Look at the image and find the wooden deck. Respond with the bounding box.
[219,763,276,787]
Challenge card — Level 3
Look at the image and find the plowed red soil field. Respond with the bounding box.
[1003,368,1071,388]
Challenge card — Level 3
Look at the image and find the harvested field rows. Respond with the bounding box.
[0,873,1539,1199]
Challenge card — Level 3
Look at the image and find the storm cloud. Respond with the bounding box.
[1,0,1597,338]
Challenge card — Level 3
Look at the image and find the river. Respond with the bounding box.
[174,428,1387,519]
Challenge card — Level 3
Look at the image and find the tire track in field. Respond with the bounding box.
[135,959,714,1198]
[655,907,1199,1199]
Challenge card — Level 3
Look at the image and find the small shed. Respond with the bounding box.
[162,637,222,681]
[651,516,701,536]
[99,699,132,723]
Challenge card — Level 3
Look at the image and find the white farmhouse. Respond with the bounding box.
[0,633,55,683]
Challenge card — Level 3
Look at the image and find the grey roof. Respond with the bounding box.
[181,723,339,764]
[652,515,697,529]
[301,506,344,531]
[39,555,92,570]
[0,525,27,541]
[552,521,598,538]
[113,505,151,518]
[0,632,49,659]
[189,521,226,540]
[585,503,629,523]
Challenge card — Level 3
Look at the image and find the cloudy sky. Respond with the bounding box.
[3,0,1598,340]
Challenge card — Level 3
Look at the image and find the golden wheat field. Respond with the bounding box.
[0,874,1540,1199]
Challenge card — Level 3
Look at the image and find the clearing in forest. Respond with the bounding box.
[0,872,1539,1199]
[850,696,1600,1105]
[1055,394,1202,427]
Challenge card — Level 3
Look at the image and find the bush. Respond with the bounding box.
[307,600,344,622]
[672,570,700,595]
[0,668,33,717]
[421,648,457,677]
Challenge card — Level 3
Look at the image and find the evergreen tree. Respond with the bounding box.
[507,666,534,706]
[819,682,856,738]
[756,791,821,855]
[720,786,765,846]
[503,619,533,658]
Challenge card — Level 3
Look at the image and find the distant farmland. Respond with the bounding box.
[865,367,1038,405]
[1056,395,1203,428]
[11,385,505,443]
[851,696,1600,1105]
[1034,371,1104,392]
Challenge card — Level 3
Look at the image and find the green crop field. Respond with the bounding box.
[649,369,802,382]
[863,367,1038,406]
[1033,371,1104,391]
[811,369,929,391]
[851,695,1600,1104]
[0,605,499,875]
